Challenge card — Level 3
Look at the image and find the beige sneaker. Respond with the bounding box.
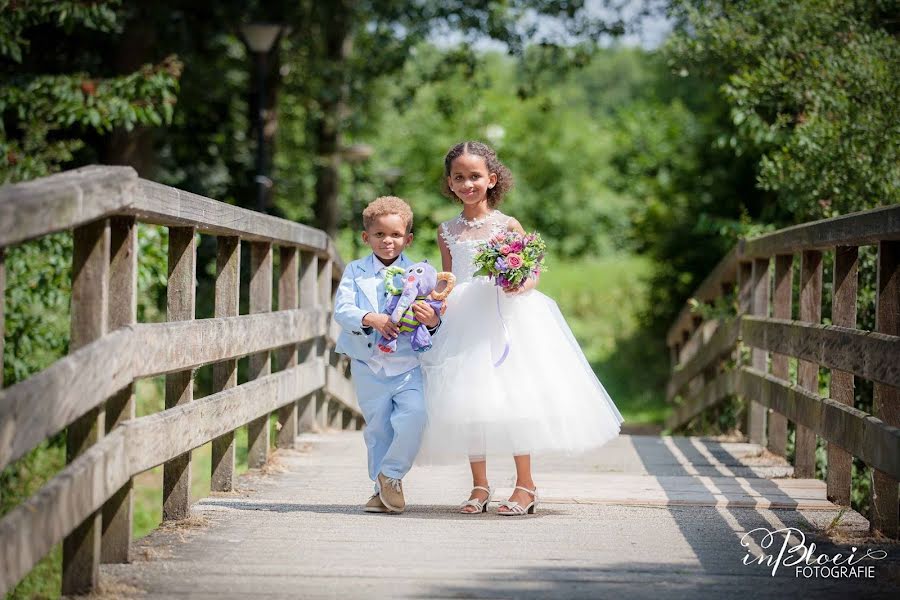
[364,493,390,513]
[377,472,406,512]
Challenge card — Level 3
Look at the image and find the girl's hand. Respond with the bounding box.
[503,277,536,295]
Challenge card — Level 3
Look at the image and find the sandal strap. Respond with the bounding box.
[513,486,537,496]
[472,486,492,494]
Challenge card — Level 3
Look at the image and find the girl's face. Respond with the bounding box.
[447,153,497,207]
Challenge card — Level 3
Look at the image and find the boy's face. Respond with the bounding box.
[361,213,413,264]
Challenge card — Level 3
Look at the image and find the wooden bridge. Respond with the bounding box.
[0,167,898,598]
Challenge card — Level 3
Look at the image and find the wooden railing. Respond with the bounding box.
[665,204,900,538]
[0,166,362,595]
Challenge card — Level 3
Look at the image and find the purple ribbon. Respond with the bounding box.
[493,286,511,367]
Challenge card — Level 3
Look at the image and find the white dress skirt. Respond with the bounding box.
[415,211,624,465]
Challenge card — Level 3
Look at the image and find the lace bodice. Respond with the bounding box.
[440,210,513,281]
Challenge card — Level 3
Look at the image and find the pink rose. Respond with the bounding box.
[510,241,524,252]
[499,244,513,255]
[506,253,523,268]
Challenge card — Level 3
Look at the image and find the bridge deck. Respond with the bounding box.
[102,432,899,599]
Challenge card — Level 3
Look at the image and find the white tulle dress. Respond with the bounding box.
[416,210,624,465]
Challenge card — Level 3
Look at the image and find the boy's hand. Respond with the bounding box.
[363,312,399,339]
[413,301,440,328]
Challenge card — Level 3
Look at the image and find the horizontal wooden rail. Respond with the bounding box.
[0,165,362,595]
[666,204,900,347]
[741,204,900,259]
[741,316,900,389]
[666,371,736,431]
[666,319,740,401]
[0,307,328,471]
[0,360,325,591]
[738,367,900,480]
[0,167,344,275]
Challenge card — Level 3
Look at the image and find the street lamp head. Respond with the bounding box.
[241,23,283,53]
[341,143,375,164]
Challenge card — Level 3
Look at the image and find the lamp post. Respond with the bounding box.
[341,143,374,255]
[241,23,283,214]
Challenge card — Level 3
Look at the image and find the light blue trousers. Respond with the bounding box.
[350,361,427,487]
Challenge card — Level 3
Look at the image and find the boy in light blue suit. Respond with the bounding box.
[333,196,441,513]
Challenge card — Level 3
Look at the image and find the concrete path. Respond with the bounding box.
[102,432,899,599]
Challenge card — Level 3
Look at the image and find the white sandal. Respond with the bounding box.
[497,486,538,516]
[459,486,493,514]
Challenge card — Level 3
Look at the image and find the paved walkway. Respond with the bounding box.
[102,432,899,599]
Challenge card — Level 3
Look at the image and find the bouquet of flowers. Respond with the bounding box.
[473,230,547,291]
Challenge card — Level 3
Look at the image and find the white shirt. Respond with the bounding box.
[359,256,420,377]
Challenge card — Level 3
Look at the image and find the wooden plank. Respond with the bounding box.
[0,428,129,597]
[0,165,137,247]
[101,216,136,564]
[0,308,326,472]
[163,227,195,522]
[276,246,300,449]
[741,204,900,259]
[131,179,327,252]
[298,251,320,433]
[211,236,240,492]
[666,319,739,400]
[827,247,857,506]
[738,367,900,481]
[768,254,793,457]
[63,218,109,595]
[872,240,899,538]
[247,242,273,469]
[748,258,770,446]
[795,250,822,478]
[665,372,736,431]
[128,360,326,474]
[0,360,325,596]
[325,364,360,412]
[0,248,4,389]
[739,317,899,388]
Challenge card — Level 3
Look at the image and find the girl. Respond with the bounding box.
[417,141,624,515]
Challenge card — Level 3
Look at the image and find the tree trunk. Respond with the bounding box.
[312,0,353,238]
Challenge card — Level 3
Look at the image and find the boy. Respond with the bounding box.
[332,196,441,513]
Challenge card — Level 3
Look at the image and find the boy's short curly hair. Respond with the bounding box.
[441,140,513,207]
[362,196,414,234]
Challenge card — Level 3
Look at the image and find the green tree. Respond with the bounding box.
[667,0,900,218]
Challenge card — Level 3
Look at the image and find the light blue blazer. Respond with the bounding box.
[332,252,415,362]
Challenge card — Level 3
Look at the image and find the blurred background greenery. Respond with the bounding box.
[2,1,897,597]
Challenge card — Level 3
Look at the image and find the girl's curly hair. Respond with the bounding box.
[441,140,513,207]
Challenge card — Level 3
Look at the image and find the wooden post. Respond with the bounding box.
[101,217,136,564]
[277,246,299,448]
[247,242,273,468]
[768,254,793,457]
[298,251,319,432]
[748,258,770,446]
[330,404,344,429]
[0,248,4,390]
[163,227,196,521]
[63,219,109,595]
[796,250,822,478]
[736,261,753,436]
[827,246,858,506]
[211,236,240,491]
[872,241,899,538]
[316,256,335,431]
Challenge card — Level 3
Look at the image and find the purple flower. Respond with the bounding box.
[494,257,508,272]
[497,274,509,288]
